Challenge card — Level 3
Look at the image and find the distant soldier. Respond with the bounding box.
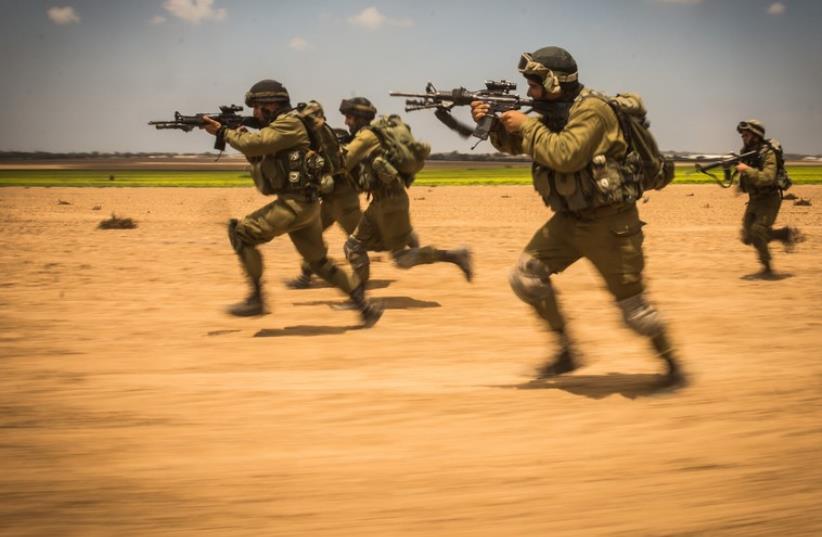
[734,119,804,278]
[340,97,473,285]
[200,79,382,327]
[472,46,683,384]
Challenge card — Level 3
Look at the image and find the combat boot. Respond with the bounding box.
[442,247,474,282]
[285,266,313,290]
[651,333,686,387]
[227,281,265,317]
[349,284,383,328]
[535,346,579,379]
[782,226,806,253]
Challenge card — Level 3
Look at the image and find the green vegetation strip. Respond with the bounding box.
[1,166,821,187]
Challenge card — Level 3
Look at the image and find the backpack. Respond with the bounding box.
[765,139,792,191]
[366,114,431,187]
[592,92,674,192]
[293,101,347,192]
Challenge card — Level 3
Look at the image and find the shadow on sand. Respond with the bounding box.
[254,325,363,338]
[740,271,793,281]
[489,372,687,400]
[285,279,395,290]
[294,296,441,310]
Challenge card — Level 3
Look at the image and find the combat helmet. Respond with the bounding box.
[244,79,290,107]
[339,97,377,120]
[737,119,766,139]
[518,46,579,96]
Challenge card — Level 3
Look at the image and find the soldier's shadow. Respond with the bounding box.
[254,325,363,337]
[293,296,441,310]
[294,279,395,290]
[740,271,793,281]
[492,373,685,399]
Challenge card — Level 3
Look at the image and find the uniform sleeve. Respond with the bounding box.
[742,148,778,188]
[343,129,380,171]
[489,122,525,155]
[224,115,307,157]
[518,101,608,173]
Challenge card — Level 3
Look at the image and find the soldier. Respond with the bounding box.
[340,97,473,286]
[471,47,683,384]
[284,123,363,290]
[734,119,804,278]
[200,79,382,327]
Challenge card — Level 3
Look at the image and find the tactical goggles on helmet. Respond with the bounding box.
[518,52,578,96]
[339,99,376,118]
[736,120,765,137]
[244,91,289,107]
[517,52,578,83]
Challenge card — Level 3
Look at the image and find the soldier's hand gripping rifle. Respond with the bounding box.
[390,81,536,149]
[148,104,259,151]
[694,150,758,188]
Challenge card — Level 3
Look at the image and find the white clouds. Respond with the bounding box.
[347,7,413,30]
[163,0,226,24]
[150,15,167,25]
[47,6,80,25]
[768,2,786,15]
[656,0,703,4]
[289,36,308,51]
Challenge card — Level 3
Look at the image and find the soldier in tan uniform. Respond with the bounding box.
[734,119,803,278]
[284,124,363,289]
[340,97,473,285]
[471,47,683,384]
[201,80,382,327]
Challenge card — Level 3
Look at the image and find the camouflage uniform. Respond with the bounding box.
[219,80,381,325]
[286,171,362,288]
[736,120,801,275]
[490,47,681,382]
[342,110,472,285]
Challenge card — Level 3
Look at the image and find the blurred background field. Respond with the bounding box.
[1,163,821,187]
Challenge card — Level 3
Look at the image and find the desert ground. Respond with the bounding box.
[0,184,820,536]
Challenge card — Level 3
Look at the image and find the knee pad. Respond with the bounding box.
[344,236,369,269]
[509,255,555,306]
[749,223,769,244]
[227,218,244,253]
[617,293,664,337]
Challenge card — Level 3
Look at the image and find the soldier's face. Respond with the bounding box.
[740,131,757,146]
[344,114,362,133]
[526,80,555,101]
[253,103,278,122]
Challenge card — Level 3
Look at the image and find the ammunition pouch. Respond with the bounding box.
[532,155,639,213]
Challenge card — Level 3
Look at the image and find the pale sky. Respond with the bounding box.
[1,0,820,154]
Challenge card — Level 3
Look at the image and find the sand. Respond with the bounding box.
[0,185,820,536]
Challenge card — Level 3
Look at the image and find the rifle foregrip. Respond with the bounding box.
[473,115,496,141]
[214,126,227,152]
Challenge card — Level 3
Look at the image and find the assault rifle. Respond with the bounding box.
[693,150,758,188]
[148,104,259,150]
[390,80,536,148]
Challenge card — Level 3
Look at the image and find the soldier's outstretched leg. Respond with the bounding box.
[392,245,473,282]
[509,254,578,379]
[617,293,685,385]
[770,226,806,253]
[227,218,266,316]
[309,256,383,328]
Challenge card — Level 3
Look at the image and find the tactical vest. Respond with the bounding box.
[248,110,325,201]
[739,138,791,194]
[531,89,641,214]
